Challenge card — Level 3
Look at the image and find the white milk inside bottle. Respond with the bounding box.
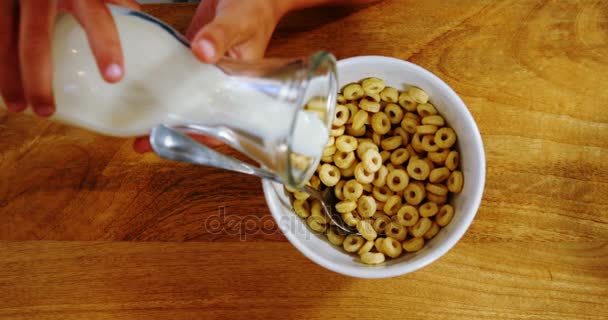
[0,8,334,185]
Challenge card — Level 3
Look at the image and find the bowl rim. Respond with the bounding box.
[262,55,486,278]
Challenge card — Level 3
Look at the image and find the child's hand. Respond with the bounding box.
[187,0,381,63]
[0,0,140,117]
[187,0,286,63]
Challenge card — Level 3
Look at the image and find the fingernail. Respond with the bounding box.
[105,64,123,82]
[195,39,215,61]
[35,105,55,117]
[6,101,26,112]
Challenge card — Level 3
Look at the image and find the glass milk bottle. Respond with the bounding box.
[0,5,337,187]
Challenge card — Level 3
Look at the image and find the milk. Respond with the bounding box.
[0,10,329,160]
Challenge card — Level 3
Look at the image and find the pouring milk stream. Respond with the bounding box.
[0,7,336,186]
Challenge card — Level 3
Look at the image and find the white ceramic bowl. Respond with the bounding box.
[262,56,485,278]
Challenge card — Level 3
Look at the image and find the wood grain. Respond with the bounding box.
[0,0,606,319]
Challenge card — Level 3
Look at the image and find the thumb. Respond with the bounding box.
[190,11,248,64]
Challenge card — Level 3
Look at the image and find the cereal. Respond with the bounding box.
[286,80,463,265]
[402,237,424,252]
[372,132,382,145]
[381,136,402,151]
[334,180,346,200]
[445,150,459,171]
[435,127,456,149]
[429,167,450,183]
[308,175,321,190]
[428,149,449,165]
[426,182,448,196]
[393,127,409,146]
[357,219,377,241]
[366,92,381,102]
[422,115,445,127]
[417,102,437,116]
[327,227,346,246]
[357,195,377,218]
[400,117,418,134]
[362,77,386,95]
[293,199,310,218]
[333,104,350,127]
[356,140,379,159]
[380,150,391,163]
[362,149,383,172]
[361,252,385,265]
[396,205,419,227]
[323,145,336,158]
[426,192,448,205]
[384,103,404,124]
[310,200,323,217]
[344,103,358,124]
[319,164,341,186]
[343,83,365,100]
[380,87,399,103]
[330,126,345,137]
[383,195,402,216]
[307,215,327,233]
[372,238,383,253]
[335,200,357,214]
[343,234,365,252]
[354,162,375,184]
[410,133,425,153]
[420,135,438,153]
[341,211,359,227]
[372,185,392,202]
[371,112,391,134]
[346,124,366,137]
[398,92,417,111]
[419,202,439,217]
[416,125,438,135]
[358,240,375,255]
[372,166,388,187]
[407,158,430,181]
[404,182,426,205]
[386,169,409,192]
[410,217,432,238]
[390,148,410,165]
[408,86,429,104]
[373,214,391,234]
[436,204,455,226]
[423,221,440,239]
[352,109,369,130]
[335,135,358,153]
[382,237,403,258]
[385,222,407,241]
[343,179,364,201]
[333,151,356,169]
[340,159,358,178]
[359,97,381,113]
[293,190,310,201]
[448,170,464,193]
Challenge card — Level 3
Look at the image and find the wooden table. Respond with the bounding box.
[1,1,607,319]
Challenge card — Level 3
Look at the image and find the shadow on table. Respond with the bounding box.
[275,4,376,37]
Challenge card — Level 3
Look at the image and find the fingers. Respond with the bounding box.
[191,3,252,64]
[19,0,57,117]
[106,0,141,11]
[0,1,26,112]
[133,135,223,154]
[185,0,216,41]
[69,0,124,83]
[225,34,271,61]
